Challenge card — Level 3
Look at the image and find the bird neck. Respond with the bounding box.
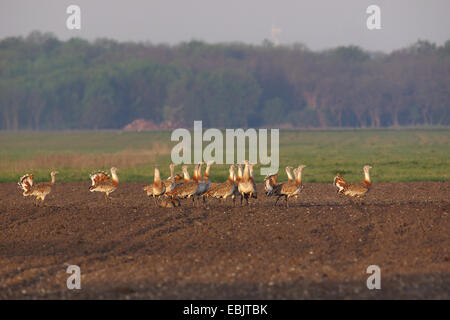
[197,164,203,180]
[204,164,211,178]
[154,169,161,182]
[169,166,175,181]
[228,168,235,182]
[111,171,119,185]
[193,166,199,182]
[243,164,250,181]
[286,168,293,181]
[296,169,303,186]
[183,169,190,181]
[364,169,371,184]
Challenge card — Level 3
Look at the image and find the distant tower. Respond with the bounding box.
[271,24,282,46]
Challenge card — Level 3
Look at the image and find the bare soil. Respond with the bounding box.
[0,181,449,299]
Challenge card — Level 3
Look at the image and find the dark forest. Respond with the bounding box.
[0,31,448,130]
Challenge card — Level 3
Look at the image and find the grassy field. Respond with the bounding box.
[0,129,449,183]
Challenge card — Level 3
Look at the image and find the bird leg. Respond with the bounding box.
[231,194,235,206]
[285,195,289,208]
[274,195,282,206]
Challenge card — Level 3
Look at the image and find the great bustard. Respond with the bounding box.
[334,165,372,197]
[198,161,214,202]
[271,165,306,207]
[264,172,278,196]
[89,167,119,200]
[163,164,178,193]
[237,160,257,205]
[166,164,207,206]
[205,164,236,206]
[18,171,58,206]
[144,165,167,204]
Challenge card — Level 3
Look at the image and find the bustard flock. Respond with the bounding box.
[17,163,373,207]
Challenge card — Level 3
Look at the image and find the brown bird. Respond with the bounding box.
[334,165,372,197]
[237,160,257,205]
[271,165,306,207]
[264,166,296,196]
[89,167,119,200]
[198,161,214,202]
[164,164,190,196]
[144,165,167,204]
[163,164,178,193]
[18,171,58,206]
[205,164,236,205]
[264,172,278,196]
[164,165,187,194]
[166,164,203,206]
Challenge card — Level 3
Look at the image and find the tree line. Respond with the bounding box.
[0,31,449,130]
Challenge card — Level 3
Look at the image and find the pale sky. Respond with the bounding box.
[1,0,449,52]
